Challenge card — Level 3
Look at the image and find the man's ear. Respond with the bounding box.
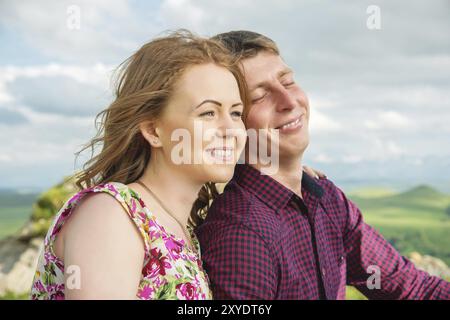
[139,121,163,148]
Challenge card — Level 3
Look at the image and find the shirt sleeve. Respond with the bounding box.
[337,187,450,300]
[198,221,278,300]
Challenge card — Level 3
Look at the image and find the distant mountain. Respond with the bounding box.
[392,184,445,199]
[348,184,450,266]
[350,184,450,209]
[0,180,449,298]
[0,191,39,208]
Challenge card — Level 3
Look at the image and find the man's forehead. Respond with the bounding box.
[241,52,291,89]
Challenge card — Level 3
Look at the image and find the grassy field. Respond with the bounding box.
[0,192,38,238]
[0,185,449,262]
[347,185,450,266]
[345,185,450,300]
[0,184,449,300]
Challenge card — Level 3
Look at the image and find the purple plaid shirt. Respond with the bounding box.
[195,163,450,300]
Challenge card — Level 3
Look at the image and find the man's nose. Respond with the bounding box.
[274,85,296,112]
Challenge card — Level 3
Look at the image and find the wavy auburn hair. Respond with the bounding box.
[74,30,249,227]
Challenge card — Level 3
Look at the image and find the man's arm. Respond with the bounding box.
[198,222,278,299]
[337,188,450,299]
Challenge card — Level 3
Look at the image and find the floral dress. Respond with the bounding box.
[30,182,212,300]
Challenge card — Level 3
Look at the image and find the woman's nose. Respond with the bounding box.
[215,113,239,138]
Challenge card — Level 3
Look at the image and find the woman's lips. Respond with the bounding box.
[205,147,234,162]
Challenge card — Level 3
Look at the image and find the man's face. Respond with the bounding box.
[241,51,310,161]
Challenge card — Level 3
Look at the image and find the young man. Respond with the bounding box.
[195,31,450,300]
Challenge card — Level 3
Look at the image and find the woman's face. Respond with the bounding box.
[153,63,247,184]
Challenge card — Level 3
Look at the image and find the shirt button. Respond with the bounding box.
[322,268,326,276]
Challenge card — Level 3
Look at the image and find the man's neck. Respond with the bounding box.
[251,156,304,198]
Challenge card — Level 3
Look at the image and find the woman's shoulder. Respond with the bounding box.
[66,182,143,210]
[50,182,149,241]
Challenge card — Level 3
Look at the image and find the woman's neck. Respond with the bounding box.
[138,152,203,226]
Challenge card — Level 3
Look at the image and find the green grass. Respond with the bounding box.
[0,206,32,238]
[348,185,450,266]
[0,291,29,300]
[0,192,38,238]
[1,185,449,300]
[344,185,450,299]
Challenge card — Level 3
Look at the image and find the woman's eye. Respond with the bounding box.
[231,111,243,118]
[199,111,215,117]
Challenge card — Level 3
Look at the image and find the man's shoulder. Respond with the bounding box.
[198,180,283,243]
[312,176,356,230]
[314,177,343,200]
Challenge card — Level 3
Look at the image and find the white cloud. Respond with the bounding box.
[364,111,412,130]
[0,0,144,63]
[309,108,342,133]
[314,153,334,164]
[0,63,113,117]
[342,155,363,164]
[0,0,449,189]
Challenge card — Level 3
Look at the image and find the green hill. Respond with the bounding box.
[0,178,77,239]
[348,185,450,265]
[0,181,449,300]
[0,192,39,239]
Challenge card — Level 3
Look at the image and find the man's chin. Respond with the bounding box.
[279,140,309,160]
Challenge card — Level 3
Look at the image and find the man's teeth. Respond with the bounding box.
[280,117,300,129]
[211,149,233,158]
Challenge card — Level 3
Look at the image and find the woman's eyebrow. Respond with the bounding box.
[194,99,242,109]
[194,99,221,109]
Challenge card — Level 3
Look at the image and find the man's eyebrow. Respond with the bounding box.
[278,68,293,78]
[249,68,294,91]
[194,99,242,109]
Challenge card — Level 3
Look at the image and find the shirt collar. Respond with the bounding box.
[232,163,324,211]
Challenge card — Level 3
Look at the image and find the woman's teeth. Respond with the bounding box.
[210,149,233,159]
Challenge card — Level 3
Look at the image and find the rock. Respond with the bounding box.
[408,251,450,279]
[0,236,43,296]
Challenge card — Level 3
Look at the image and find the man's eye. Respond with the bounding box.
[252,93,267,103]
[200,111,215,117]
[283,81,295,87]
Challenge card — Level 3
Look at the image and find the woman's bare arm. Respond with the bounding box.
[62,193,145,299]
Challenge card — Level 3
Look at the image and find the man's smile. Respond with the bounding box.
[275,114,304,133]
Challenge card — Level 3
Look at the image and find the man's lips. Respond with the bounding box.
[275,114,304,130]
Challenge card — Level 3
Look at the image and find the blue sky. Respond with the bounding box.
[0,0,449,192]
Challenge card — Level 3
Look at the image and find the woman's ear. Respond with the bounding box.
[139,121,163,148]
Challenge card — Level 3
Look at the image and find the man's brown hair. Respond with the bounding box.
[211,30,279,60]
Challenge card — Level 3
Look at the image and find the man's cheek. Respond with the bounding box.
[245,109,262,129]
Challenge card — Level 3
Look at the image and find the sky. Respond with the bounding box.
[0,0,449,192]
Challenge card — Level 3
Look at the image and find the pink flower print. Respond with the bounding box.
[164,238,182,260]
[176,282,197,300]
[138,198,146,209]
[143,248,171,277]
[33,280,45,292]
[138,285,155,299]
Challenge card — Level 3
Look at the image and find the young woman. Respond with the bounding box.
[30,31,249,300]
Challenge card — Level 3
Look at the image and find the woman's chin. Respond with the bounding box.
[204,164,236,183]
